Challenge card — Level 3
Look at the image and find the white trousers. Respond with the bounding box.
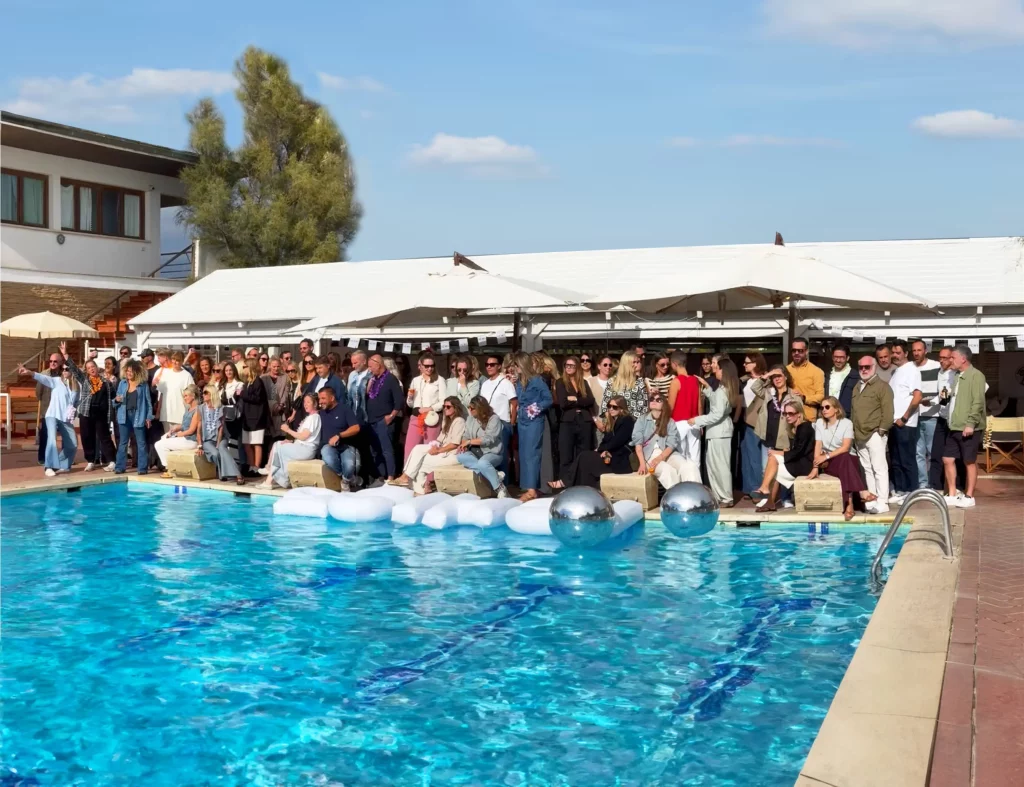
[705,437,734,505]
[673,421,702,463]
[154,436,197,469]
[648,448,701,489]
[856,432,889,504]
[405,444,460,494]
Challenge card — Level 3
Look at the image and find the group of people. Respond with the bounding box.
[20,337,988,515]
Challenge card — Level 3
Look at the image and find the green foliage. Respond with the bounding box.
[178,47,361,267]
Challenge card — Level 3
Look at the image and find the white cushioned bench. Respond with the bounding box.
[166,450,217,481]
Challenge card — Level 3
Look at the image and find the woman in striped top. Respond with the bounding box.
[646,353,673,401]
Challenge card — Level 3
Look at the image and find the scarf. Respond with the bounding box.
[368,370,389,400]
[89,375,104,394]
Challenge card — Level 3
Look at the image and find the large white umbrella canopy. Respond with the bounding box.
[585,246,935,313]
[0,310,99,339]
[292,266,590,332]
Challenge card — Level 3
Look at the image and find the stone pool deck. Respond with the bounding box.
[2,441,1021,786]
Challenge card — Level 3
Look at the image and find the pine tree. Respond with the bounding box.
[178,46,361,267]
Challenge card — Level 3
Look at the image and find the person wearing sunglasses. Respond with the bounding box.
[551,395,634,490]
[739,352,768,496]
[506,351,552,502]
[586,354,614,424]
[446,354,480,409]
[19,351,80,477]
[390,396,464,493]
[552,356,596,488]
[751,401,814,511]
[806,396,872,520]
[688,357,742,507]
[479,355,517,473]
[851,356,895,513]
[645,353,674,402]
[786,337,824,423]
[579,354,594,378]
[630,392,700,490]
[456,396,511,498]
[599,350,649,423]
[406,352,447,462]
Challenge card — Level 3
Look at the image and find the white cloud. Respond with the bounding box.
[408,133,547,178]
[317,72,388,92]
[764,0,1024,46]
[666,134,842,148]
[912,109,1024,139]
[3,68,235,123]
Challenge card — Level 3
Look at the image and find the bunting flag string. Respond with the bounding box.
[334,332,514,354]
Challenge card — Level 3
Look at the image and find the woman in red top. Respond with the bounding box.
[667,350,702,463]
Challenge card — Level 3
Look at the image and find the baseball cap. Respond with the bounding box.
[141,348,155,359]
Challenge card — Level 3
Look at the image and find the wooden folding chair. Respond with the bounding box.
[983,416,1024,473]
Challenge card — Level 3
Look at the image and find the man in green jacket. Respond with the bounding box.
[851,356,895,514]
[942,344,987,508]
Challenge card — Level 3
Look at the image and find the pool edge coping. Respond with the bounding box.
[795,505,964,787]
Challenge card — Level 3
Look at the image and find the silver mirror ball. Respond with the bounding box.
[660,482,719,538]
[549,487,617,548]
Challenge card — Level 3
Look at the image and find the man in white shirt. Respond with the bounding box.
[479,354,517,471]
[887,341,922,503]
[928,346,959,490]
[911,339,942,490]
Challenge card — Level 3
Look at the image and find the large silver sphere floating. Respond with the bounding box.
[549,487,616,548]
[661,482,719,538]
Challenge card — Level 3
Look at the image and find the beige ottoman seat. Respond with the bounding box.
[433,466,495,498]
[287,460,345,492]
[600,473,659,510]
[166,450,217,481]
[794,476,843,514]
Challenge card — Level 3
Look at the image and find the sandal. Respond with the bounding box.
[518,490,539,503]
[750,490,769,502]
[547,481,565,490]
[235,476,246,486]
[161,472,173,479]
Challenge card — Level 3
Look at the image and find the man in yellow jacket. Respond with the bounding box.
[787,338,824,423]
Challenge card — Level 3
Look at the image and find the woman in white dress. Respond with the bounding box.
[390,396,466,494]
[260,393,322,489]
[154,385,201,473]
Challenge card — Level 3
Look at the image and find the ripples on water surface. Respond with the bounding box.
[1,485,901,786]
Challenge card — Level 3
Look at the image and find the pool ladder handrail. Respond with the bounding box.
[870,489,953,578]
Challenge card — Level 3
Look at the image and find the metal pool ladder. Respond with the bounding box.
[870,489,953,579]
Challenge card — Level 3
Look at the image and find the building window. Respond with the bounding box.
[60,178,144,239]
[1,168,48,227]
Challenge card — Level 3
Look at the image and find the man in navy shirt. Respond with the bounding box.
[317,388,361,490]
[365,354,403,485]
[308,356,346,404]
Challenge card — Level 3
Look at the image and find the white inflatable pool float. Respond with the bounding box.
[391,492,451,527]
[506,497,644,538]
[506,497,555,535]
[327,487,411,523]
[273,487,340,518]
[459,498,522,528]
[421,493,481,530]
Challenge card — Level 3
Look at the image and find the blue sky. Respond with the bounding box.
[4,0,1023,260]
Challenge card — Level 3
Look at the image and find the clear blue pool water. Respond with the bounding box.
[1,485,902,786]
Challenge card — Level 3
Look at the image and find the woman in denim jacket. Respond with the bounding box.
[113,360,154,474]
[506,351,553,502]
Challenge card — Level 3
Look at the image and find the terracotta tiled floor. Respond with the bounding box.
[930,477,1024,787]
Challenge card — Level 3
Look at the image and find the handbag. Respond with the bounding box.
[223,403,239,422]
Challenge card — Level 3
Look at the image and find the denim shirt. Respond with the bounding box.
[115,379,154,427]
[32,373,76,423]
[515,376,553,422]
[630,412,683,460]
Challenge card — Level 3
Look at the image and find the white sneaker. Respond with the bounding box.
[955,495,976,509]
[496,484,509,499]
[944,494,961,507]
[84,462,95,472]
[44,468,56,477]
[781,500,795,510]
[104,462,116,472]
[868,502,890,515]
[888,493,907,505]
[498,471,506,482]
[257,467,270,476]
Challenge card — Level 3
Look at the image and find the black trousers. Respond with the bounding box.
[568,450,615,489]
[929,417,966,491]
[80,414,115,464]
[558,419,594,485]
[369,419,397,478]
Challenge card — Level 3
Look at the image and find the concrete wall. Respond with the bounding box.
[1,145,185,279]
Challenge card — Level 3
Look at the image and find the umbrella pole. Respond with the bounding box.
[786,302,798,362]
[35,338,46,440]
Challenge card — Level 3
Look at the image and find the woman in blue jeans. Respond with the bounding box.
[456,396,509,498]
[506,351,553,502]
[113,360,154,475]
[17,358,78,477]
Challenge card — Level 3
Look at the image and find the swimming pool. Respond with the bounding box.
[1,485,902,786]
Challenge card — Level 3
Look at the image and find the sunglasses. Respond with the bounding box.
[304,361,314,366]
[422,364,435,369]
[607,405,622,411]
[600,362,612,368]
[821,405,833,411]
[858,364,873,370]
[790,347,806,352]
[784,411,799,417]
[657,361,669,367]
[769,374,784,380]
[457,367,468,373]
[564,363,577,368]
[443,405,454,411]
[260,357,269,362]
[580,358,592,363]
[485,361,500,367]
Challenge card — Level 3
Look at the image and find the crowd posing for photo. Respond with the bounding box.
[19,337,989,514]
